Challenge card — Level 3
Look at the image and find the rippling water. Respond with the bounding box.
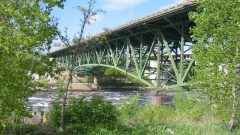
[28,90,152,113]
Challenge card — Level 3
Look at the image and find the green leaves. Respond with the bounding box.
[48,96,118,133]
[190,0,240,121]
[77,6,87,12]
[0,0,64,131]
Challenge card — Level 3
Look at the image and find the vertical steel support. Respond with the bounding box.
[139,34,143,77]
[182,25,194,83]
[107,41,117,66]
[86,53,90,64]
[106,47,110,65]
[126,42,130,71]
[156,30,161,87]
[116,43,126,66]
[141,35,157,77]
[95,49,100,64]
[65,55,69,67]
[179,33,184,85]
[127,38,141,77]
[78,55,82,66]
[76,56,78,66]
[160,31,179,83]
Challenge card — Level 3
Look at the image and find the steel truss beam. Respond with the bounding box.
[56,23,194,90]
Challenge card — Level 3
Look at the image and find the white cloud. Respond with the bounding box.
[102,0,147,11]
[88,14,103,24]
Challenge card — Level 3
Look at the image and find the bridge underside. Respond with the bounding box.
[52,2,196,90]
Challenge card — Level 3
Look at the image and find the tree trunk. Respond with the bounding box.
[228,48,240,130]
[227,80,238,130]
[58,1,100,132]
[60,72,71,132]
[60,55,75,132]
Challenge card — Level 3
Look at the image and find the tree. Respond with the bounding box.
[0,0,64,131]
[57,0,103,132]
[190,0,240,129]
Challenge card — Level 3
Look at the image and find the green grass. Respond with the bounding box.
[3,92,240,135]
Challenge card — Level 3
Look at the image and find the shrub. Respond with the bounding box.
[38,78,49,88]
[48,96,118,133]
[133,104,174,124]
[3,124,60,135]
[173,90,209,121]
[117,95,141,125]
[104,68,125,78]
[83,75,94,83]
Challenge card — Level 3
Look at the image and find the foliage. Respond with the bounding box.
[115,93,240,135]
[3,124,61,135]
[97,67,127,85]
[104,68,126,78]
[189,0,240,125]
[117,95,173,125]
[117,95,141,125]
[83,75,94,83]
[55,79,66,99]
[133,103,174,124]
[127,123,240,135]
[0,0,64,131]
[76,66,104,75]
[4,122,240,135]
[173,90,209,121]
[48,96,118,133]
[3,93,240,134]
[97,67,147,86]
[38,79,49,88]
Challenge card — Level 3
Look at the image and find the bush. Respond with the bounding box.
[173,90,209,121]
[83,75,94,83]
[97,67,147,87]
[133,104,174,124]
[38,79,49,88]
[3,124,60,135]
[104,68,126,78]
[48,96,118,133]
[117,95,141,125]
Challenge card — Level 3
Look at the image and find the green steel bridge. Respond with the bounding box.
[51,1,197,90]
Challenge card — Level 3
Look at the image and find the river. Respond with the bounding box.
[28,89,176,113]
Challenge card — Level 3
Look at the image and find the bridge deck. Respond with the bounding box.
[51,0,196,55]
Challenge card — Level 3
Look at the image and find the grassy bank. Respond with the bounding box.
[3,91,240,135]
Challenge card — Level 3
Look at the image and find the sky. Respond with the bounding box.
[51,0,184,51]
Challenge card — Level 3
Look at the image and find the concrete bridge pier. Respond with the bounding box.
[93,76,101,90]
[150,90,165,106]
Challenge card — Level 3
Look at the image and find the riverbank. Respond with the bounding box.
[4,92,240,135]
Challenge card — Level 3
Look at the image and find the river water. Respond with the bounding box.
[28,90,176,113]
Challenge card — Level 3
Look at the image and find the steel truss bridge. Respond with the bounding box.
[51,1,197,90]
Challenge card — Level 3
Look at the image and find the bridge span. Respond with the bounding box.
[51,1,197,90]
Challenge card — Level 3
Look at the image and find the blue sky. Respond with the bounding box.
[51,0,183,51]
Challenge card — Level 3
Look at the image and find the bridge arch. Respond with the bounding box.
[74,64,154,88]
